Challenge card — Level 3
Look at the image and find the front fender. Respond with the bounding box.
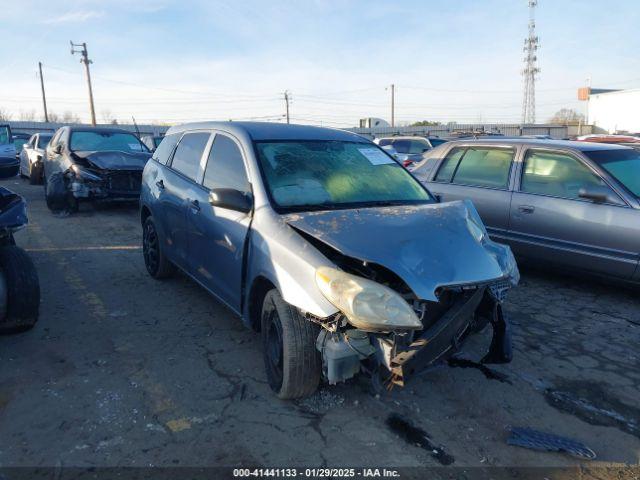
[243,209,338,326]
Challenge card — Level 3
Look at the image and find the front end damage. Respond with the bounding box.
[47,151,149,209]
[312,278,513,389]
[284,200,519,390]
[66,166,143,200]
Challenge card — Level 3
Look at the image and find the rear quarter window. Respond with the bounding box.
[152,133,180,165]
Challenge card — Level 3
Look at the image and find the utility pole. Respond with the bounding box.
[70,41,97,126]
[389,84,395,127]
[284,90,291,124]
[38,62,49,122]
[521,0,540,124]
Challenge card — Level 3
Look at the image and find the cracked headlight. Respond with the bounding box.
[70,164,102,182]
[315,266,422,331]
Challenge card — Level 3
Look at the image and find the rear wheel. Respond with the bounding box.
[142,216,175,279]
[261,289,321,399]
[0,245,40,334]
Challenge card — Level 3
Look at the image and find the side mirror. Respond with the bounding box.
[578,185,613,204]
[209,188,253,213]
[54,144,63,154]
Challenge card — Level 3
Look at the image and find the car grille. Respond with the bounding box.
[105,171,142,194]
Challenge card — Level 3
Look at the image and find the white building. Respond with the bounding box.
[587,88,640,134]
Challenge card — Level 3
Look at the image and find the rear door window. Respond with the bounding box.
[169,132,210,181]
[202,134,250,193]
[152,133,180,165]
[452,147,514,188]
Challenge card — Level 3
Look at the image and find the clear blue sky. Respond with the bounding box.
[1,0,639,126]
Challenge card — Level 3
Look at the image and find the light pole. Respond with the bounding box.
[70,41,96,126]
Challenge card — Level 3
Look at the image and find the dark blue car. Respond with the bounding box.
[0,125,18,178]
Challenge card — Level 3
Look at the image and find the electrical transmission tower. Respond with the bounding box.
[521,0,540,124]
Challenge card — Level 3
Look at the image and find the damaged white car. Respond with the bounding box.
[140,122,519,399]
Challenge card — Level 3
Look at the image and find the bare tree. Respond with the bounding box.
[61,111,81,124]
[18,110,36,121]
[48,112,60,123]
[549,108,585,125]
[101,109,118,124]
[0,108,12,121]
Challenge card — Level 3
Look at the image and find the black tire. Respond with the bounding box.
[29,163,42,185]
[0,246,40,334]
[261,289,321,399]
[142,216,175,279]
[44,172,69,212]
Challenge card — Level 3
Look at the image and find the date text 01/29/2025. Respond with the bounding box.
[233,468,401,478]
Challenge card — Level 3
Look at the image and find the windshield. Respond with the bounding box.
[255,140,432,212]
[70,131,149,153]
[584,149,640,197]
[0,126,10,145]
[39,134,53,148]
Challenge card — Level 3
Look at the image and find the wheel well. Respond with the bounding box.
[247,276,275,332]
[140,205,151,225]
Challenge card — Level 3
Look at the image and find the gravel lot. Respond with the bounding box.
[1,178,639,475]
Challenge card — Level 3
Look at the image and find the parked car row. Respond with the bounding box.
[5,121,640,400]
[4,122,520,400]
[374,135,448,167]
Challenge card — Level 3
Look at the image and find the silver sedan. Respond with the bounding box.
[19,132,53,184]
[412,138,640,284]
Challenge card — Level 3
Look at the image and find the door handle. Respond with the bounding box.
[518,205,535,214]
[189,199,201,212]
[155,179,164,189]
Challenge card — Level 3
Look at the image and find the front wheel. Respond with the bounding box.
[261,289,321,399]
[0,245,40,334]
[29,163,42,185]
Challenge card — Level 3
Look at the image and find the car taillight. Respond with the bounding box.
[402,160,412,167]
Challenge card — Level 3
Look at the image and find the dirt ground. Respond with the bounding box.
[1,178,639,476]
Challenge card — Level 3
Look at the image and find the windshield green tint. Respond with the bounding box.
[585,149,640,197]
[70,131,148,153]
[0,127,10,145]
[255,141,431,211]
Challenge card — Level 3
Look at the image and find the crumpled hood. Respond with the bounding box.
[73,150,151,171]
[285,200,518,301]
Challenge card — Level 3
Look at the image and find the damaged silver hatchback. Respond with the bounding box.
[140,122,519,399]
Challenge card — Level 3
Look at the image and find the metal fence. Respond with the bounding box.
[6,120,594,140]
[6,121,169,137]
[346,123,593,139]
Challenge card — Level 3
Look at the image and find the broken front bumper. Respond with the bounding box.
[70,170,143,200]
[376,286,512,387]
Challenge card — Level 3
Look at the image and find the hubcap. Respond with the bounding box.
[143,221,159,274]
[265,309,284,391]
